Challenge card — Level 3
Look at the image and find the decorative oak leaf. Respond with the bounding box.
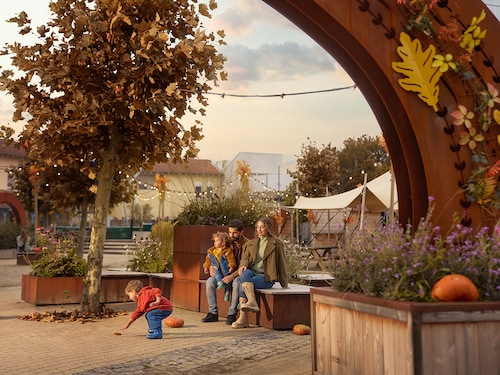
[392,32,443,112]
[494,109,500,125]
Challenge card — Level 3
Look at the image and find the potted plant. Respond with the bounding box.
[21,227,87,305]
[311,198,500,374]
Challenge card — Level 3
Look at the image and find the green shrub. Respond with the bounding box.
[29,228,87,277]
[283,241,308,284]
[127,221,174,273]
[0,222,21,249]
[175,189,273,227]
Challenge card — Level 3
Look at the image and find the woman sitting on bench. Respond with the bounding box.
[231,217,288,329]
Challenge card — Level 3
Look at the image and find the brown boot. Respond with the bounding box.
[231,298,249,328]
[240,282,260,312]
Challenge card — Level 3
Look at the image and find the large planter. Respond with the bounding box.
[311,287,500,375]
[21,274,84,305]
[21,272,152,305]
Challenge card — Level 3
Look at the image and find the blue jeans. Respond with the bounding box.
[239,269,274,298]
[208,254,232,294]
[206,275,241,316]
[145,308,172,333]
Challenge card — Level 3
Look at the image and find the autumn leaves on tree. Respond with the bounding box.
[0,0,226,312]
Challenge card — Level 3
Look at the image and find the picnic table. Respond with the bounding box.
[301,245,336,272]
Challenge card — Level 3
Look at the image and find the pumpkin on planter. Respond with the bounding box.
[431,274,479,302]
[164,316,184,328]
[293,324,311,335]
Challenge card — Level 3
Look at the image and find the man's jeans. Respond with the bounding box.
[206,275,241,315]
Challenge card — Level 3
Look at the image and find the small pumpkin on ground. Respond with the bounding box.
[164,316,184,328]
[293,324,311,335]
[431,274,479,302]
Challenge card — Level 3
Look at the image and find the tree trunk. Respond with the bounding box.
[77,195,89,258]
[81,152,116,313]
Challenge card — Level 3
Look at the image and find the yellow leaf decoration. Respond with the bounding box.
[392,32,443,112]
[494,109,500,125]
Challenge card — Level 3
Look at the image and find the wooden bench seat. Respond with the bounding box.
[199,281,311,330]
[148,272,173,299]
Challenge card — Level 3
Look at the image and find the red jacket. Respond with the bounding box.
[130,286,173,321]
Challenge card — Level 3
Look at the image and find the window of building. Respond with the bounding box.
[195,182,202,199]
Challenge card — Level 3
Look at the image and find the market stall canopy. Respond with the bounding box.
[293,171,398,212]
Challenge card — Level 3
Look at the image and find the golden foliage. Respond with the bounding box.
[392,32,443,112]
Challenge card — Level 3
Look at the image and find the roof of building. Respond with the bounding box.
[0,139,221,176]
[0,140,25,159]
[149,159,222,175]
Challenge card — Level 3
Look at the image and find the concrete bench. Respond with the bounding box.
[199,281,311,330]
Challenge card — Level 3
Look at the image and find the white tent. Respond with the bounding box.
[293,171,398,213]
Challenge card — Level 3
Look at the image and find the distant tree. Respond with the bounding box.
[236,160,251,196]
[10,154,136,256]
[288,139,340,197]
[0,0,225,312]
[336,135,391,192]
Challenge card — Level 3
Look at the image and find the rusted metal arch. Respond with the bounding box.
[263,0,500,229]
[0,191,26,226]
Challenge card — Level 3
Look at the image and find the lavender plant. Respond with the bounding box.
[331,199,500,301]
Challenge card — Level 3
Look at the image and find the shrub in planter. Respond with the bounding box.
[174,188,272,227]
[28,227,86,277]
[126,221,174,273]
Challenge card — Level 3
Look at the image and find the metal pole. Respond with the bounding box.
[359,173,368,231]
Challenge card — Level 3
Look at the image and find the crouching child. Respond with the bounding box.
[120,280,173,339]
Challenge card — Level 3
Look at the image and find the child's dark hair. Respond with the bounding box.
[125,280,143,293]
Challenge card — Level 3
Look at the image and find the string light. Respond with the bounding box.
[180,85,357,99]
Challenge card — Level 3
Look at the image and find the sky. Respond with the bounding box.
[1,0,499,162]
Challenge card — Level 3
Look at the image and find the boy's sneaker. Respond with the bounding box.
[147,330,162,339]
[224,292,230,301]
[217,281,225,289]
[201,312,218,322]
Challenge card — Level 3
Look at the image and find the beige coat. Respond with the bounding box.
[240,235,288,288]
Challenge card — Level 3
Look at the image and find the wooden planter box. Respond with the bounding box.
[311,288,500,375]
[21,274,84,305]
[21,272,151,305]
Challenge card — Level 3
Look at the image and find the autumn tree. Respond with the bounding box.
[336,134,391,192]
[0,0,225,312]
[288,139,340,197]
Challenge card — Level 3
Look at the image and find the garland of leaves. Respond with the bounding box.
[393,0,500,218]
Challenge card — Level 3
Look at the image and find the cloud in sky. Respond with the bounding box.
[221,42,336,89]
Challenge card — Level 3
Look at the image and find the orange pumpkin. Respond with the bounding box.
[293,324,311,335]
[431,274,479,302]
[164,317,184,328]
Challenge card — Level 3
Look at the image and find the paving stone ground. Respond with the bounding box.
[0,255,312,375]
